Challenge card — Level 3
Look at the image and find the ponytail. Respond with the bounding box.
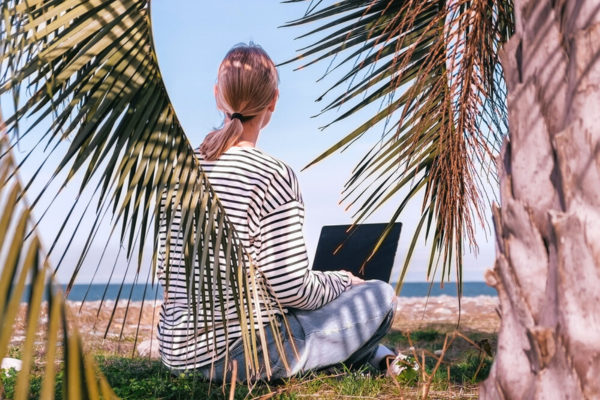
[199,118,244,161]
[199,42,279,161]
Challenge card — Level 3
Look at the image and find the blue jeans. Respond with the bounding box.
[185,280,397,382]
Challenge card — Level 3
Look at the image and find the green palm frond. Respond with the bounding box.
[282,0,514,295]
[0,0,279,380]
[0,135,118,399]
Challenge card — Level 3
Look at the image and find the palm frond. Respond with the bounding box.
[0,135,119,399]
[282,0,514,294]
[0,0,280,380]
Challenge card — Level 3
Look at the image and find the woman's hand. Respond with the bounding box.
[340,270,365,286]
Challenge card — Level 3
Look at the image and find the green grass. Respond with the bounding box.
[0,330,495,399]
[381,329,495,386]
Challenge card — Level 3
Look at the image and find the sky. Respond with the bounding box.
[7,0,497,285]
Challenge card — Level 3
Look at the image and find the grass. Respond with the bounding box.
[0,329,495,399]
[381,328,495,386]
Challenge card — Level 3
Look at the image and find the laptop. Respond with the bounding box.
[311,223,402,282]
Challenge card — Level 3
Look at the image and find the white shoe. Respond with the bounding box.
[386,352,419,377]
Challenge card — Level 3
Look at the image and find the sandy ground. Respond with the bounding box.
[393,295,500,333]
[11,295,500,356]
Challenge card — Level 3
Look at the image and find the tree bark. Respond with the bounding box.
[480,0,600,398]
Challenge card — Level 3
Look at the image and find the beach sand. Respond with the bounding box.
[11,295,500,356]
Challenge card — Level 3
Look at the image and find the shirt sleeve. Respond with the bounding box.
[255,167,351,310]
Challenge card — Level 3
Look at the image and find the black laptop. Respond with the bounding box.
[311,223,402,282]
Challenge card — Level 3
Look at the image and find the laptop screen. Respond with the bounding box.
[311,223,402,282]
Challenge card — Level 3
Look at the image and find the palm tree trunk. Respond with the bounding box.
[480,0,600,398]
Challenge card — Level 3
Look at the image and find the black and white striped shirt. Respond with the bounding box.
[157,146,351,370]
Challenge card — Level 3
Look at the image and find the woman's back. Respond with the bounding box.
[156,146,288,369]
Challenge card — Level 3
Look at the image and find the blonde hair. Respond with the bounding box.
[200,43,279,161]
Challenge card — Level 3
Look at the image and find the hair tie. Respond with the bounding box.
[231,113,244,121]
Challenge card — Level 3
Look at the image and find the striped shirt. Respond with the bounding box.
[156,146,351,370]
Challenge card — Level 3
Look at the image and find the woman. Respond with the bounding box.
[157,43,405,382]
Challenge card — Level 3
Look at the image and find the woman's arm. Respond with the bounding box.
[256,200,352,310]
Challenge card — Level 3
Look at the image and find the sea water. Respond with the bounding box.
[40,281,496,302]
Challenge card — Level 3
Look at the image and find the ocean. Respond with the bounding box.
[44,281,497,302]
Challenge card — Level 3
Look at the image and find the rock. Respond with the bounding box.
[434,350,444,356]
[137,339,160,359]
[10,335,25,343]
[1,358,22,374]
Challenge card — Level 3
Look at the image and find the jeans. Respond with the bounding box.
[175,280,398,382]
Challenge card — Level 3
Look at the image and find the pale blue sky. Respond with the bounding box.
[9,0,496,285]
